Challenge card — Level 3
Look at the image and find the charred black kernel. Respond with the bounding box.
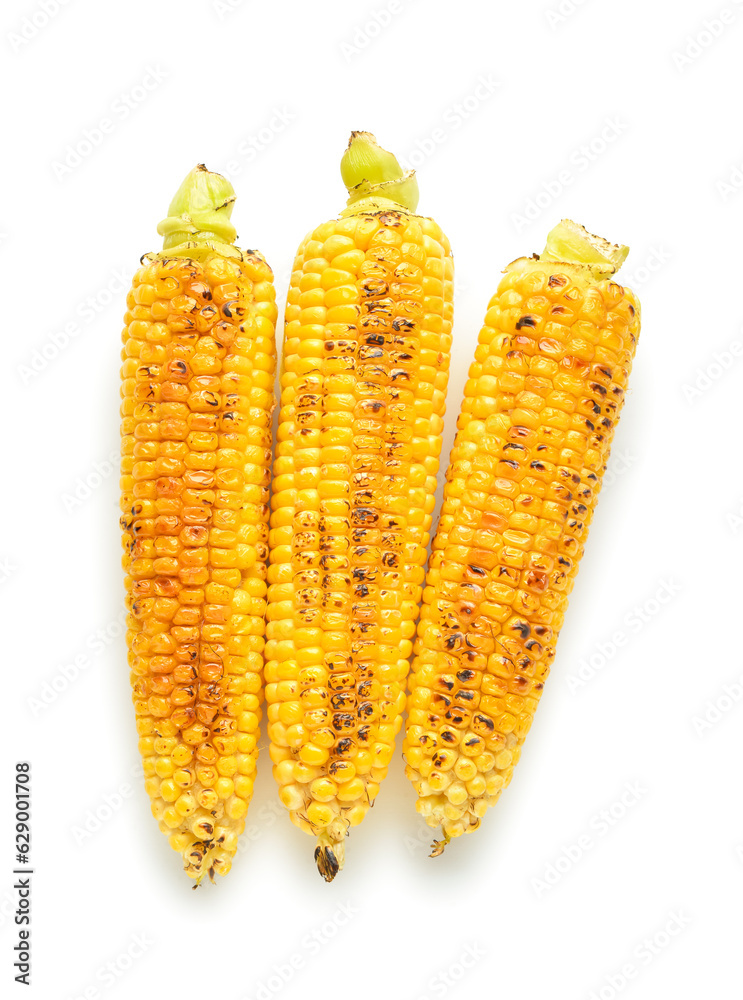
[455,690,475,702]
[511,620,531,638]
[501,459,519,470]
[457,669,475,682]
[437,677,455,691]
[378,211,403,227]
[441,731,457,743]
[392,317,414,331]
[335,738,354,757]
[590,382,607,396]
[597,366,613,379]
[468,564,486,577]
[352,508,378,525]
[474,714,495,731]
[515,315,536,329]
[465,736,480,747]
[332,713,356,732]
[358,702,373,719]
[357,725,371,743]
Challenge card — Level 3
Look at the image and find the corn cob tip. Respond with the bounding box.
[157,163,237,251]
[314,832,346,882]
[539,219,629,274]
[181,835,235,885]
[340,130,419,214]
[429,834,451,858]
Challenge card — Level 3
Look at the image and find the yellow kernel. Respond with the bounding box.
[306,802,334,828]
[299,743,329,767]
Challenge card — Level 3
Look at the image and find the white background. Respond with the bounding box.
[3,0,742,997]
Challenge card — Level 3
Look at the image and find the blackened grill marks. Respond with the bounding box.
[419,271,638,790]
[324,213,428,767]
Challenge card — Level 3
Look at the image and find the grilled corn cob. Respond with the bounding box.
[120,165,276,882]
[404,220,640,850]
[265,132,453,879]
